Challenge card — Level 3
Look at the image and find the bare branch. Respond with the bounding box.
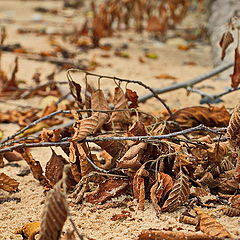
[0,124,226,154]
[138,62,234,103]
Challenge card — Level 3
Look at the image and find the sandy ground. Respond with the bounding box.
[0,1,240,240]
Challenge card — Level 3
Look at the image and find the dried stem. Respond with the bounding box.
[67,69,173,117]
[0,124,226,154]
[138,62,234,103]
[0,108,150,144]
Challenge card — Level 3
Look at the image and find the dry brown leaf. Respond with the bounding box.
[155,74,177,80]
[0,172,19,192]
[150,172,174,213]
[72,111,100,141]
[194,208,232,238]
[15,221,40,240]
[223,207,240,217]
[230,47,240,89]
[95,134,127,158]
[0,154,4,168]
[161,172,190,212]
[20,148,51,189]
[117,142,148,170]
[179,215,198,226]
[133,165,149,210]
[85,178,128,204]
[128,121,147,137]
[111,87,132,129]
[45,149,68,186]
[227,103,240,150]
[69,142,82,182]
[198,172,219,189]
[40,128,62,142]
[67,75,83,108]
[3,151,23,162]
[91,89,110,129]
[138,229,219,240]
[219,31,234,60]
[39,183,68,240]
[125,88,138,108]
[169,106,230,129]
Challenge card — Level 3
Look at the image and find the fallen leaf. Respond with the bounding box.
[0,173,19,192]
[147,16,163,32]
[125,88,138,108]
[194,208,232,238]
[3,151,23,162]
[133,165,149,210]
[20,148,51,189]
[161,171,190,212]
[117,142,148,170]
[85,178,129,204]
[150,172,174,213]
[145,52,158,59]
[230,47,240,89]
[169,106,230,129]
[45,149,68,186]
[155,74,177,80]
[39,182,68,240]
[15,222,40,240]
[72,111,100,141]
[219,31,234,60]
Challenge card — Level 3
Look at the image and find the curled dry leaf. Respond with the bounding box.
[161,172,190,212]
[128,121,147,137]
[111,87,132,129]
[95,134,127,158]
[68,77,83,108]
[0,172,19,192]
[45,149,68,186]
[133,165,149,210]
[117,142,148,170]
[91,89,110,129]
[69,142,82,182]
[125,88,138,108]
[15,221,40,240]
[169,106,230,129]
[20,148,51,189]
[85,178,129,204]
[138,229,218,240]
[194,208,232,239]
[230,48,240,89]
[72,111,100,141]
[219,31,234,60]
[150,172,174,213]
[39,184,68,240]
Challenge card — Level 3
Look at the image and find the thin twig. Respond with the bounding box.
[67,69,173,117]
[138,62,234,103]
[0,108,149,144]
[0,124,226,153]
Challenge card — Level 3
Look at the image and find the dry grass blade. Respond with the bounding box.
[161,172,190,212]
[39,183,68,240]
[0,172,19,192]
[194,208,232,238]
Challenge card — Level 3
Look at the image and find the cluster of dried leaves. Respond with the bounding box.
[0,67,239,239]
